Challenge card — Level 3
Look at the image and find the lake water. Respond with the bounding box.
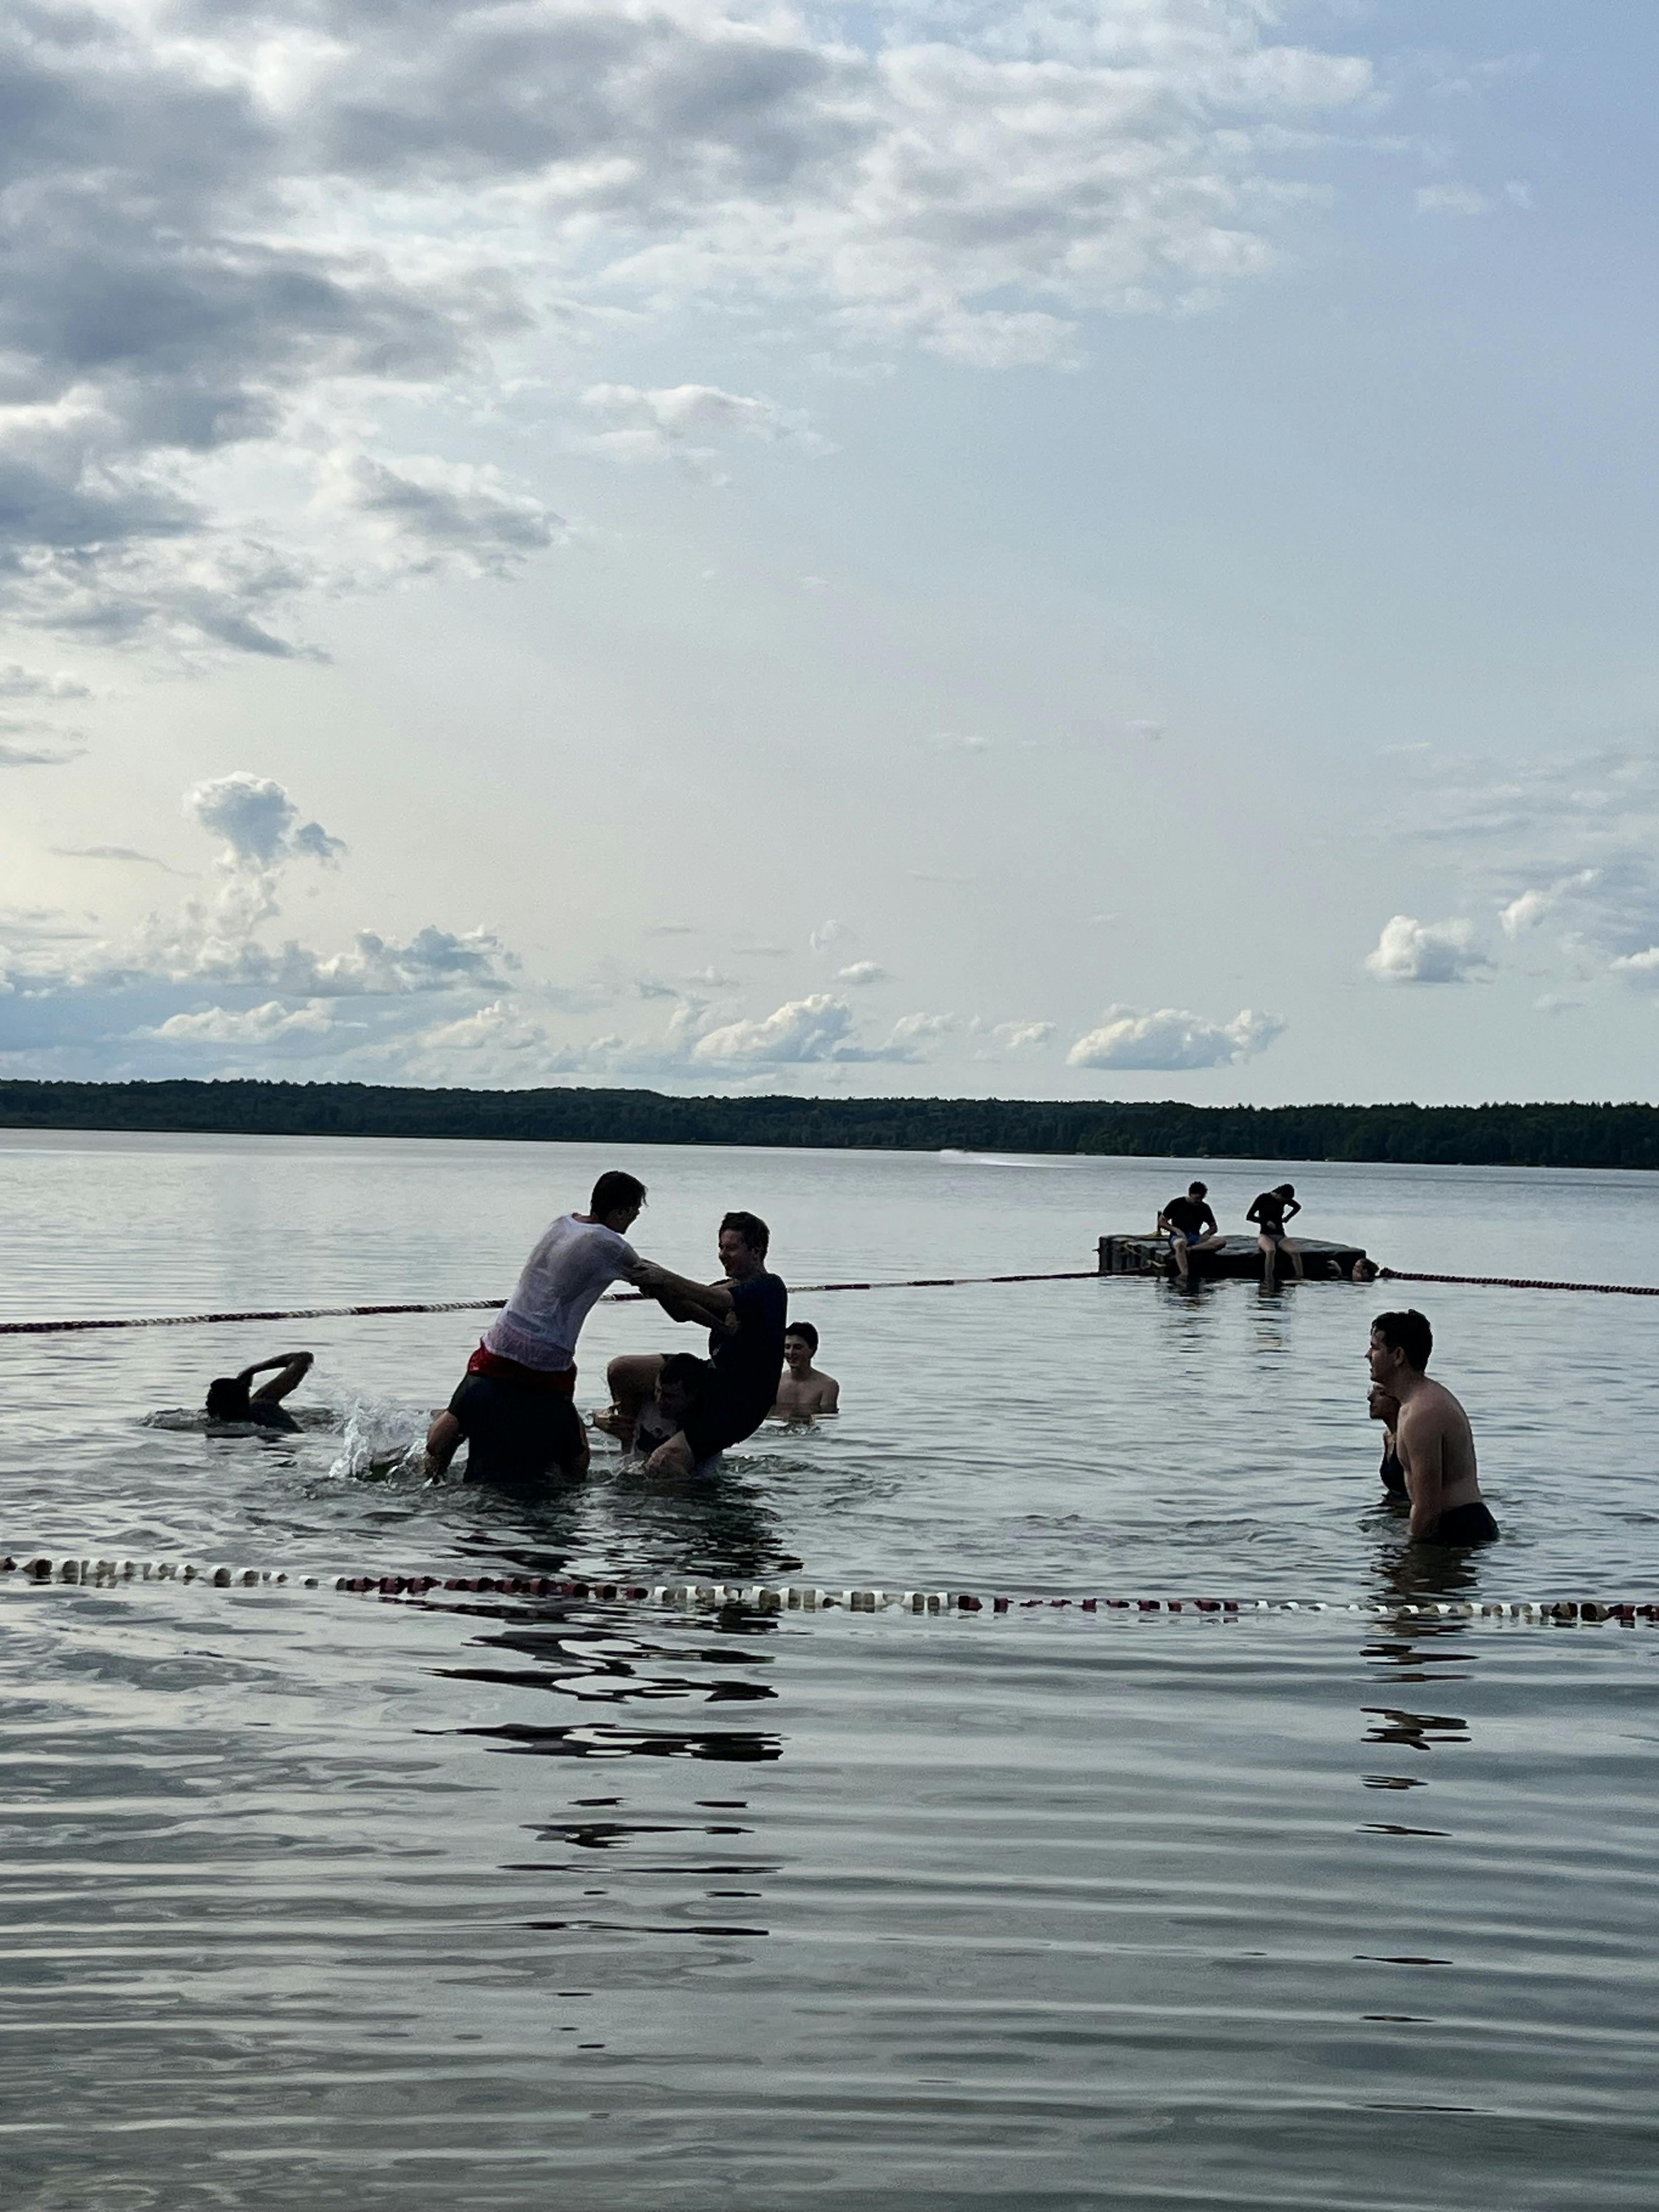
[2,1129,1657,2208]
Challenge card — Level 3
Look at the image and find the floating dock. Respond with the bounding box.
[1098,1233,1370,1281]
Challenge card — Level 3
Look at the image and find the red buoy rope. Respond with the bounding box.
[0,1269,1102,1337]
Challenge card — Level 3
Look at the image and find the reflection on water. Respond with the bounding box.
[5,1133,1659,2208]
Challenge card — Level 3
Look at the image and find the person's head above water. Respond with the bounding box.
[783,1321,818,1371]
[656,1352,711,1421]
[205,1375,251,1421]
[1368,1308,1432,1384]
[1367,1381,1401,1427]
[718,1210,770,1278]
[589,1170,646,1233]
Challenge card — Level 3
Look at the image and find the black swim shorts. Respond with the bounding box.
[1420,1499,1500,1545]
[447,1371,585,1484]
[681,1381,771,1466]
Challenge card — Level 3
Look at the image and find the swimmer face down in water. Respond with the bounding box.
[205,1351,313,1431]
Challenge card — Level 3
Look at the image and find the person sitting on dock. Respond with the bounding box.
[205,1351,314,1431]
[1157,1182,1224,1283]
[1247,1183,1304,1287]
[1367,1310,1498,1544]
[1368,1382,1407,1501]
[772,1322,839,1418]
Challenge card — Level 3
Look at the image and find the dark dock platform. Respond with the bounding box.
[1098,1233,1370,1282]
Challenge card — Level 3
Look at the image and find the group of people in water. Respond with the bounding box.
[203,1166,1496,1545]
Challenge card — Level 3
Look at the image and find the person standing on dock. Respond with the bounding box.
[1157,1181,1224,1284]
[1367,1310,1498,1544]
[1247,1183,1303,1288]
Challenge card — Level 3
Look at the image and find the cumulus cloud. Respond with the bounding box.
[692,992,857,1066]
[835,960,888,986]
[0,722,84,765]
[1610,949,1659,990]
[977,1018,1056,1058]
[185,773,345,873]
[0,0,1375,656]
[142,1000,356,1048]
[1363,914,1488,984]
[1066,1004,1283,1070]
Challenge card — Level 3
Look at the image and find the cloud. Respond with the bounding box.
[1363,914,1488,984]
[1415,184,1492,216]
[835,960,888,986]
[0,721,85,765]
[810,918,853,954]
[1611,949,1659,991]
[185,772,345,872]
[0,664,90,700]
[52,845,188,874]
[1066,1004,1283,1070]
[978,1019,1056,1057]
[141,1000,356,1048]
[692,992,857,1066]
[578,384,830,478]
[0,0,1376,657]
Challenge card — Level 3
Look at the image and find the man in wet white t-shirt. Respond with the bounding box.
[424,1170,694,1484]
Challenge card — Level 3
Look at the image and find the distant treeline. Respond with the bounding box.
[2,1080,1658,1170]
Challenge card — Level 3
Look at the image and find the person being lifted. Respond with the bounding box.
[603,1210,787,1475]
[1366,1308,1498,1544]
[1156,1181,1224,1284]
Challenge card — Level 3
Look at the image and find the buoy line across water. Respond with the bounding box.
[2,1556,1654,1625]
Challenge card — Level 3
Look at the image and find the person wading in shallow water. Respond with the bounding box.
[1366,1308,1498,1545]
[422,1170,709,1487]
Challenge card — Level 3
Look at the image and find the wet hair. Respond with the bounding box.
[1187,1181,1207,1198]
[591,1170,646,1218]
[206,1376,250,1421]
[1372,1308,1432,1372]
[720,1209,770,1257]
[1274,1183,1296,1199]
[657,1352,712,1401]
[785,1321,819,1352]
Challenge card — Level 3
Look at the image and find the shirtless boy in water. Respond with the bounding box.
[1366,1309,1498,1543]
[772,1322,839,1418]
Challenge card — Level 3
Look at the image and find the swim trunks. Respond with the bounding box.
[465,1341,576,1393]
[1419,1499,1499,1545]
[447,1370,584,1485]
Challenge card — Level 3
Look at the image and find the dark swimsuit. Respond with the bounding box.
[1379,1443,1407,1499]
[1419,1499,1500,1545]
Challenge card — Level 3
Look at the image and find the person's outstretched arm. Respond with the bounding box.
[1245,1199,1263,1226]
[634,1262,736,1330]
[245,1351,314,1403]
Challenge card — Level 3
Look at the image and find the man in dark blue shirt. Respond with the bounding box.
[602,1211,787,1473]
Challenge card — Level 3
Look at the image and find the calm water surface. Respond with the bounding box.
[2,1131,1657,2208]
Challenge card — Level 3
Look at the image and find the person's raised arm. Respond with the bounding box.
[247,1351,314,1402]
[1283,1195,1302,1222]
[1245,1197,1263,1226]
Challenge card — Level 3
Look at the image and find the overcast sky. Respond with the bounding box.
[3,0,1657,1105]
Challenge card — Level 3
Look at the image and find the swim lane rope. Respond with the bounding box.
[2,1554,1654,1626]
[2,1262,1656,1336]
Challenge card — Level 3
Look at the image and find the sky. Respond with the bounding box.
[3,0,1659,1106]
